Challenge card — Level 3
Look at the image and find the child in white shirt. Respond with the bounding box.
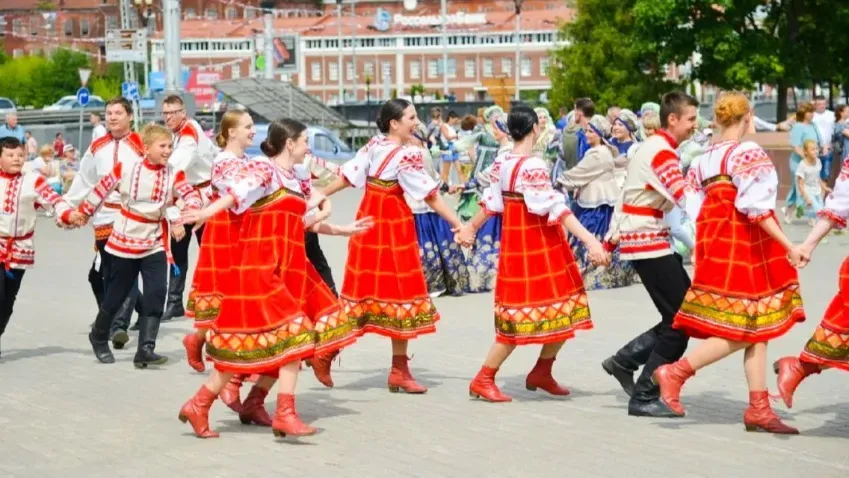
[796,139,830,225]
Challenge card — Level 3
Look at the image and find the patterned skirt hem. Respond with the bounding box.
[495,321,593,346]
[315,320,360,355]
[209,345,316,374]
[799,350,849,372]
[673,308,805,343]
[341,296,440,340]
[359,318,439,340]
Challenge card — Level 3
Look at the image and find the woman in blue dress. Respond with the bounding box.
[785,102,820,223]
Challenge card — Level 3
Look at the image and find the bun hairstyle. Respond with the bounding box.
[216,109,249,148]
[506,105,539,142]
[377,98,413,134]
[713,92,751,129]
[260,118,308,157]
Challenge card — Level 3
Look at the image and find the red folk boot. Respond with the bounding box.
[774,357,821,408]
[387,355,427,394]
[743,391,799,434]
[182,334,205,373]
[652,359,695,416]
[271,393,317,438]
[469,366,512,402]
[311,350,339,388]
[178,385,220,438]
[525,357,570,396]
[220,374,245,413]
[238,385,273,426]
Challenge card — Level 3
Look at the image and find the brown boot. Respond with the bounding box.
[469,366,512,402]
[525,357,570,396]
[178,385,220,438]
[182,334,205,373]
[652,359,695,416]
[743,390,799,434]
[220,374,245,413]
[238,385,273,426]
[774,357,821,408]
[387,355,427,394]
[271,393,317,437]
[311,350,339,388]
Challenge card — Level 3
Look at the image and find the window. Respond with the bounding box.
[410,60,421,80]
[311,62,322,81]
[464,92,476,101]
[501,58,513,77]
[464,59,476,78]
[540,57,550,75]
[106,15,119,29]
[185,8,197,19]
[427,59,439,78]
[521,56,532,77]
[483,58,493,77]
[346,61,354,80]
[80,19,90,36]
[314,134,335,154]
[63,20,73,37]
[329,62,338,81]
[381,61,391,82]
[30,18,39,36]
[231,64,241,79]
[225,7,237,20]
[12,20,23,34]
[446,58,456,79]
[205,8,218,20]
[13,49,24,58]
[364,61,374,77]
[244,8,256,19]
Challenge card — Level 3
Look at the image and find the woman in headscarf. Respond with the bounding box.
[638,102,661,141]
[557,115,639,290]
[534,107,560,168]
[609,109,640,157]
[454,106,511,222]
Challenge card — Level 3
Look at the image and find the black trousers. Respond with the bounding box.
[0,268,26,339]
[170,224,204,280]
[305,231,337,296]
[92,252,168,349]
[631,254,691,362]
[92,239,140,334]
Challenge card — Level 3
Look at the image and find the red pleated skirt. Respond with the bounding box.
[340,178,439,339]
[186,192,245,329]
[801,255,849,371]
[674,179,804,342]
[493,193,592,345]
[205,187,357,374]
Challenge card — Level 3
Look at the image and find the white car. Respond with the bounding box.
[43,95,106,111]
[0,97,16,116]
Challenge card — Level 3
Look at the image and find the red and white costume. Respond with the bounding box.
[170,118,217,198]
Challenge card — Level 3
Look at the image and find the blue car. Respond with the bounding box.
[247,125,356,164]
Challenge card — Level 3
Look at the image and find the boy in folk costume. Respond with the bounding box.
[0,137,84,357]
[159,95,218,322]
[601,92,703,418]
[64,97,144,349]
[79,124,204,367]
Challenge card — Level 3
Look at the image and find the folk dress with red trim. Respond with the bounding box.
[674,141,804,342]
[185,151,250,327]
[339,136,440,340]
[205,158,356,374]
[0,171,74,270]
[77,158,203,263]
[800,158,849,370]
[169,118,217,195]
[481,153,591,345]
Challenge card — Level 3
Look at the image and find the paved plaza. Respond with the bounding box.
[1,189,848,478]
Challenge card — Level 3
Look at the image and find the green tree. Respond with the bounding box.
[548,0,673,115]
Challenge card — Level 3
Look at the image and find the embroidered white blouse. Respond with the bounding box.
[820,158,849,228]
[481,152,571,224]
[225,156,312,216]
[404,144,444,214]
[341,135,439,202]
[557,144,625,208]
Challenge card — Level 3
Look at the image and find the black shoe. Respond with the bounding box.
[602,357,637,397]
[161,273,187,322]
[129,322,140,331]
[605,329,658,396]
[133,346,168,369]
[628,398,684,418]
[111,330,130,349]
[160,304,185,322]
[88,331,115,364]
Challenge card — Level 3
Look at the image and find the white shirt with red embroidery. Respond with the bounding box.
[170,118,218,187]
[687,140,778,223]
[64,132,145,227]
[303,151,341,188]
[208,151,251,202]
[225,156,312,215]
[481,152,570,224]
[341,135,439,202]
[0,172,74,269]
[820,158,849,228]
[78,158,203,259]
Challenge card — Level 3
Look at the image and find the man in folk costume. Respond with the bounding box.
[601,91,702,417]
[159,95,218,322]
[64,97,144,350]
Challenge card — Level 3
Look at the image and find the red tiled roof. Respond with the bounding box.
[1,0,113,11]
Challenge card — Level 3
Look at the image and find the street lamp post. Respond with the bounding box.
[162,0,181,92]
[336,0,343,104]
[441,0,448,97]
[261,0,275,80]
[514,0,523,101]
[133,0,153,96]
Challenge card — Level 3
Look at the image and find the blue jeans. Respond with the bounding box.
[820,151,834,182]
[785,155,802,209]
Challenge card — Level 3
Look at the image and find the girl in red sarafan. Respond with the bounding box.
[653,92,807,433]
[457,106,610,402]
[322,99,465,394]
[178,118,370,440]
[774,157,849,410]
[181,109,254,413]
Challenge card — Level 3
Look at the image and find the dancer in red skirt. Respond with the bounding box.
[181,109,254,413]
[457,106,610,402]
[653,92,807,434]
[178,118,370,439]
[322,99,465,393]
[774,157,849,409]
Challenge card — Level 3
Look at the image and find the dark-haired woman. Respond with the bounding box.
[457,106,609,402]
[323,98,466,393]
[178,118,370,439]
[181,109,255,413]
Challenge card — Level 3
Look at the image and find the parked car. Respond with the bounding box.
[43,95,106,111]
[0,97,17,116]
[246,125,356,164]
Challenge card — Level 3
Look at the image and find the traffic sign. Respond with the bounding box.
[78,68,91,87]
[76,87,90,107]
[105,29,147,63]
[122,81,140,101]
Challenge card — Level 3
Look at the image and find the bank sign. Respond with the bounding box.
[392,12,487,27]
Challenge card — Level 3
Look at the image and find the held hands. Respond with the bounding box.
[330,217,375,236]
[179,208,211,228]
[586,239,611,267]
[788,244,812,268]
[454,223,476,247]
[448,184,465,195]
[62,210,88,229]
